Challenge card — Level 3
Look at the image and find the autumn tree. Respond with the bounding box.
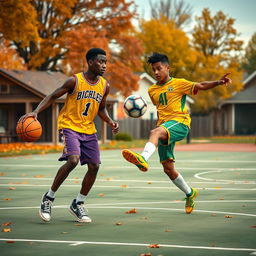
[192,8,243,58]
[0,0,137,71]
[149,0,192,28]
[0,0,39,46]
[190,8,244,112]
[63,26,143,96]
[0,40,27,70]
[138,17,196,78]
[242,32,256,75]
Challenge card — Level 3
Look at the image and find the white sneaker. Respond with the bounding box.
[39,193,54,222]
[69,199,92,223]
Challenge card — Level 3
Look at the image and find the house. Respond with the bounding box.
[0,68,117,144]
[217,71,256,135]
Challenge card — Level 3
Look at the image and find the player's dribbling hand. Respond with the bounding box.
[111,121,119,134]
[219,72,232,86]
[18,112,38,123]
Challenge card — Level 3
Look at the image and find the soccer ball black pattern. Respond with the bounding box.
[123,95,147,118]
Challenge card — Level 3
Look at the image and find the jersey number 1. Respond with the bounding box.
[82,102,91,116]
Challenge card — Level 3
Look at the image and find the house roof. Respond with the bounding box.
[243,70,256,86]
[221,84,256,105]
[0,68,117,102]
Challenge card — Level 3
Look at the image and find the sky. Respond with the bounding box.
[133,0,256,46]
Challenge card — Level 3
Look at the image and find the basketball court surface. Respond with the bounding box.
[0,146,255,256]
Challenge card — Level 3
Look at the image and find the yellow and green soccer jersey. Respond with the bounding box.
[58,72,107,134]
[148,77,197,127]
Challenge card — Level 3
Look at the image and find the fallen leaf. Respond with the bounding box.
[0,172,5,176]
[115,222,123,226]
[125,208,137,214]
[148,244,160,248]
[74,181,79,184]
[225,215,233,218]
[165,229,172,232]
[2,228,11,232]
[98,193,105,197]
[213,187,221,189]
[2,222,12,226]
[251,225,256,228]
[120,185,128,188]
[8,187,16,190]
[147,182,152,184]
[6,240,15,243]
[34,175,44,178]
[74,224,83,226]
[219,198,225,200]
[106,178,113,181]
[211,213,217,217]
[3,198,12,201]
[140,253,152,256]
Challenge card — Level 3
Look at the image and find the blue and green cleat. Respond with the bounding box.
[122,149,149,172]
[185,188,198,214]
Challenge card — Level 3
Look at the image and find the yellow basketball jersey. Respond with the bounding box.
[58,72,107,134]
[148,77,197,127]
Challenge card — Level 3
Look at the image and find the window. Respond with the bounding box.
[0,84,10,94]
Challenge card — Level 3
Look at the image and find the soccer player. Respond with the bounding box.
[21,48,119,222]
[122,52,231,214]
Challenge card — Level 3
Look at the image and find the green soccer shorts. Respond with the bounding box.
[158,120,189,163]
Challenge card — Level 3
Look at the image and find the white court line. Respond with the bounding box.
[1,164,256,171]
[0,238,255,251]
[1,176,255,185]
[0,205,255,217]
[194,170,256,183]
[7,158,256,163]
[0,183,255,190]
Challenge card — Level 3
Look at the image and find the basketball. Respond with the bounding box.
[16,117,42,142]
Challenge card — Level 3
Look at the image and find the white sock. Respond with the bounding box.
[46,189,56,199]
[172,174,191,196]
[76,193,87,203]
[141,142,156,161]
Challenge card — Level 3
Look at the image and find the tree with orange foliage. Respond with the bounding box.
[0,40,26,70]
[190,8,244,112]
[0,0,39,46]
[0,0,137,72]
[63,26,143,96]
[138,17,195,78]
[138,10,244,112]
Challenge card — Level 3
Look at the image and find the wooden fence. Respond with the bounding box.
[118,114,214,140]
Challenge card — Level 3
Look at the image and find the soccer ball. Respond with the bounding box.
[123,95,147,118]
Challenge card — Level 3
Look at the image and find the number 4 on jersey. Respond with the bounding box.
[82,102,91,116]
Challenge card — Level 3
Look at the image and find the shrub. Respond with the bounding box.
[114,133,132,141]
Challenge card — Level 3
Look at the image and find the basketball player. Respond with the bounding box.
[122,53,231,214]
[21,48,119,223]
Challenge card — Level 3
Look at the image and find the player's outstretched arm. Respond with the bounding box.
[19,77,75,121]
[98,83,119,134]
[194,72,232,92]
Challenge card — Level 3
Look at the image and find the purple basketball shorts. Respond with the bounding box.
[58,128,100,165]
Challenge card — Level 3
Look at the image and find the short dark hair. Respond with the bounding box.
[147,53,169,65]
[86,48,106,62]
